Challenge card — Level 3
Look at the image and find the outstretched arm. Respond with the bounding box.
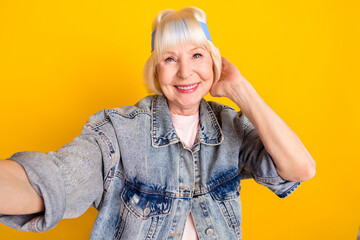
[0,160,44,215]
[210,57,316,182]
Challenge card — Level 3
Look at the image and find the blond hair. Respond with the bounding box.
[143,7,222,95]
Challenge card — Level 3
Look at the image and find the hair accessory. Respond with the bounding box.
[151,21,212,52]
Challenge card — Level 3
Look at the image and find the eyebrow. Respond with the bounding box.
[164,47,204,55]
[189,47,204,51]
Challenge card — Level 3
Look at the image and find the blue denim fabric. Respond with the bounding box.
[0,95,301,239]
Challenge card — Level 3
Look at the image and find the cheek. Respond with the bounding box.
[157,65,176,85]
[198,63,214,81]
[199,56,214,78]
[157,68,169,85]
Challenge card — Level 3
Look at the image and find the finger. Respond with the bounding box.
[221,57,229,65]
[221,58,233,72]
[220,58,227,69]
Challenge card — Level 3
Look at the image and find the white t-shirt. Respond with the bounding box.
[170,112,200,240]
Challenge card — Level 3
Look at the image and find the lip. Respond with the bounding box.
[174,83,200,93]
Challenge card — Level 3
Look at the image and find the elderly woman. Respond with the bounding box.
[0,6,315,240]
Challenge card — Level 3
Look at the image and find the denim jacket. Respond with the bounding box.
[0,95,301,239]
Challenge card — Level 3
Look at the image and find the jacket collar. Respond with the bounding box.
[151,95,224,148]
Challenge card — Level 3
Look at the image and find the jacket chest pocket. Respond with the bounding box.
[121,184,173,221]
[209,173,242,239]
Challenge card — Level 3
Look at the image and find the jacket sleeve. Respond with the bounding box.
[238,114,301,198]
[0,111,115,232]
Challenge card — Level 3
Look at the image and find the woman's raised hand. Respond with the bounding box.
[210,57,247,100]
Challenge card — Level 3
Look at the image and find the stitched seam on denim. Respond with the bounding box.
[152,95,168,141]
[98,167,117,210]
[86,118,110,130]
[115,207,128,239]
[97,131,115,154]
[152,96,159,145]
[206,172,241,201]
[92,131,116,188]
[193,172,241,197]
[85,124,115,160]
[146,216,159,239]
[123,179,182,197]
[198,195,217,237]
[218,202,232,228]
[218,200,241,239]
[207,171,239,192]
[151,96,180,147]
[86,126,116,208]
[115,171,193,198]
[116,171,173,195]
[226,201,240,229]
[278,181,301,198]
[89,129,116,188]
[151,96,156,146]
[114,168,243,199]
[202,101,223,144]
[211,193,239,201]
[224,201,236,228]
[108,108,150,115]
[255,176,284,183]
[109,110,151,119]
[152,216,165,239]
[121,194,144,220]
[97,132,118,208]
[207,183,240,201]
[103,154,117,191]
[193,191,207,197]
[103,170,113,190]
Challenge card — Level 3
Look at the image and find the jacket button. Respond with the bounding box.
[205,228,214,236]
[143,207,150,216]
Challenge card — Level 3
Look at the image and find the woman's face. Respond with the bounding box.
[157,43,214,115]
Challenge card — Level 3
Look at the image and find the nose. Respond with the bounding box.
[177,59,193,79]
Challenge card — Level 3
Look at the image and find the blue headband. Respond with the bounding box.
[151,21,212,52]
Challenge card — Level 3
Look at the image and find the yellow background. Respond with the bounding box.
[0,0,359,239]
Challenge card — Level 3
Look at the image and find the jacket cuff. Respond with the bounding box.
[0,152,66,232]
[276,181,302,199]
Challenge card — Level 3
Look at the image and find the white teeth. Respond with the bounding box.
[176,83,198,90]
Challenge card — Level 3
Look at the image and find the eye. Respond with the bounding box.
[193,53,202,59]
[165,57,175,62]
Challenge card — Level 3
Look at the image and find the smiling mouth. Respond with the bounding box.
[175,83,199,90]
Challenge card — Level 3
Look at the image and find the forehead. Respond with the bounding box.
[162,43,207,55]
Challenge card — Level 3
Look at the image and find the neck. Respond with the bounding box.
[168,102,200,116]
